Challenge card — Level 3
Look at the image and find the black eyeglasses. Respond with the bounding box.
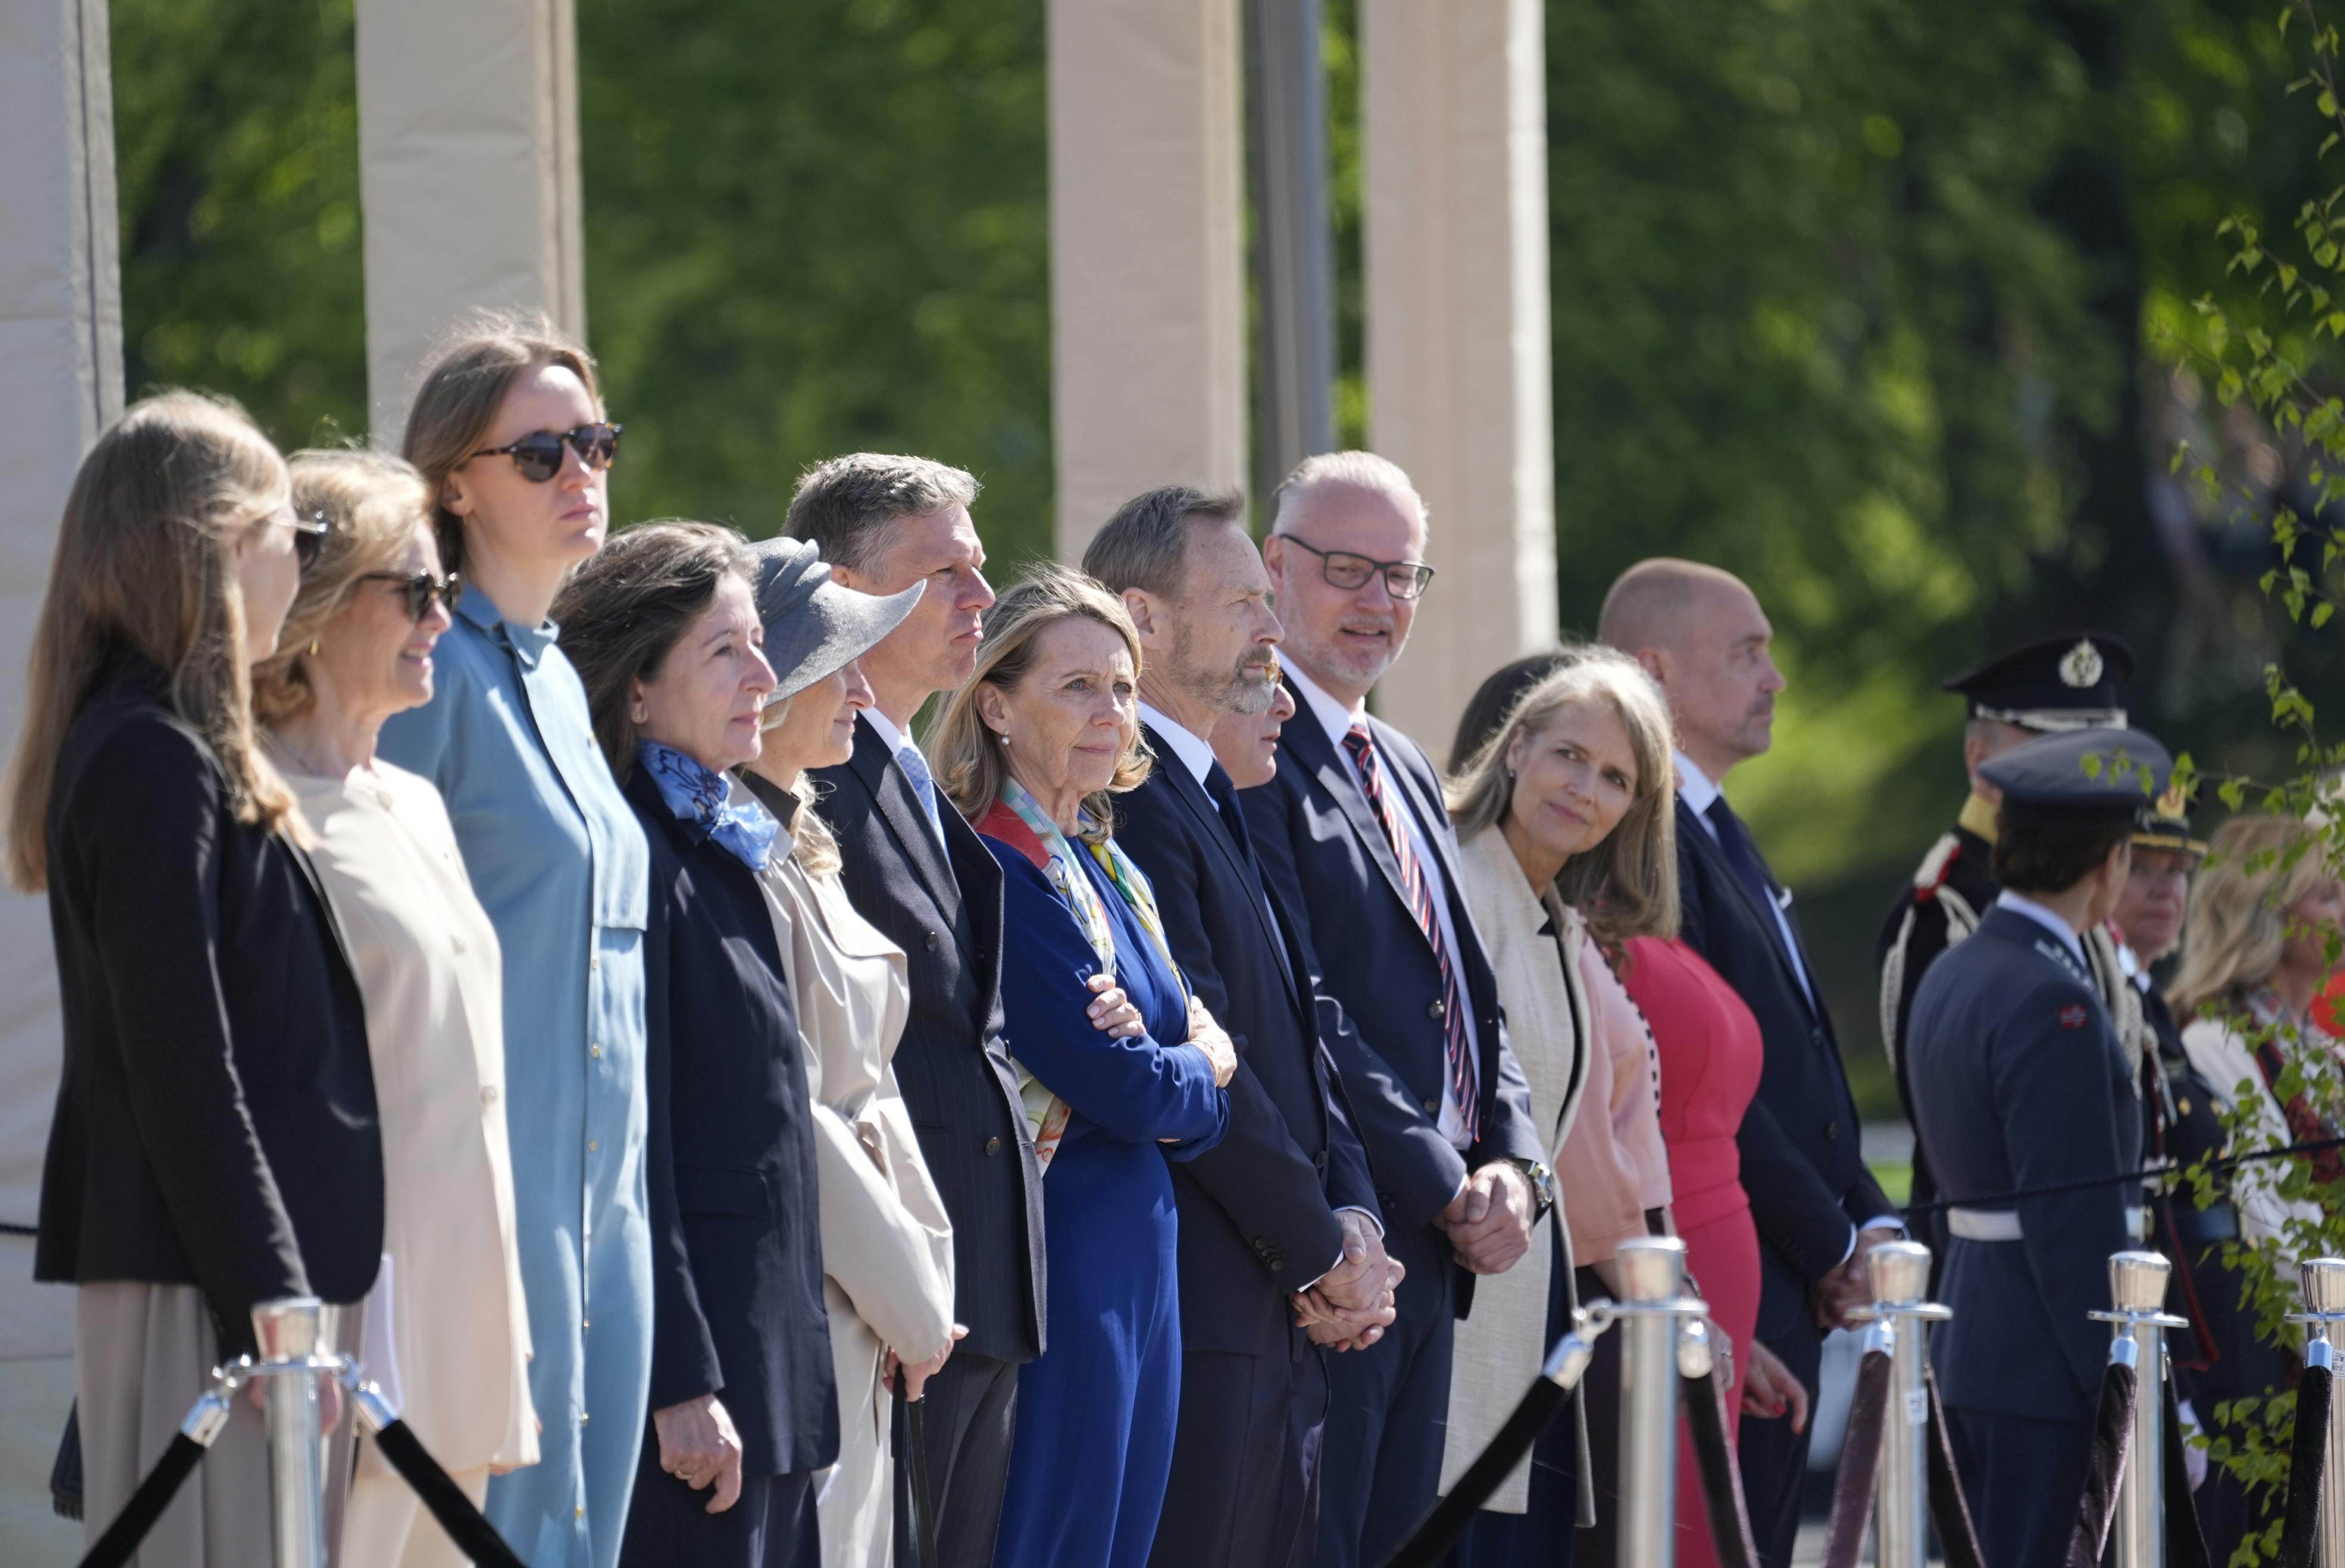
[472,422,622,483]
[288,508,332,571]
[360,570,464,623]
[1280,535,1436,601]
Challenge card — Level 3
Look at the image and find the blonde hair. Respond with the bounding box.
[253,450,437,727]
[931,564,1152,844]
[2169,815,2333,1018]
[754,695,844,877]
[400,310,602,575]
[1447,646,1681,947]
[6,391,296,889]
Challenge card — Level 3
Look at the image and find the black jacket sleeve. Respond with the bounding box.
[640,843,724,1413]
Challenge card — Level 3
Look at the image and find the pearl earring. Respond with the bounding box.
[309,639,319,658]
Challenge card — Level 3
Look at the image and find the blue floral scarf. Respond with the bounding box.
[639,739,779,872]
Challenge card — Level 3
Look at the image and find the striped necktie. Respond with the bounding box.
[1342,721,1476,1143]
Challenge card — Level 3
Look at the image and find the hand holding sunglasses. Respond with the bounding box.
[473,422,622,483]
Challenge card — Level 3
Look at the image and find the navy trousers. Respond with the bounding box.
[1316,1221,1458,1568]
[618,1443,819,1568]
[1737,1318,1821,1568]
[1146,1332,1329,1568]
[1946,1407,2094,1568]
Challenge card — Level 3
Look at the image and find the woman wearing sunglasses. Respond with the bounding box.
[377,314,655,1568]
[253,450,537,1568]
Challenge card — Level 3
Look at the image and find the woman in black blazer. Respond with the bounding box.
[555,522,835,1567]
[8,391,381,1563]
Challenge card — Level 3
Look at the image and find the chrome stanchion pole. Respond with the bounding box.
[1861,1240,1949,1568]
[251,1296,328,1568]
[2289,1258,2345,1568]
[1614,1236,1708,1568]
[2089,1251,2185,1568]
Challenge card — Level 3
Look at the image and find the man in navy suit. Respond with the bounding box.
[1599,559,1901,1568]
[1083,485,1400,1568]
[786,455,1044,1568]
[1240,452,1548,1568]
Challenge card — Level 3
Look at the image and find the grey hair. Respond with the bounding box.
[783,453,982,575]
[1269,450,1426,537]
[1080,486,1247,602]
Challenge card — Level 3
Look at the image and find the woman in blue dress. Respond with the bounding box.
[932,565,1235,1568]
[377,317,654,1568]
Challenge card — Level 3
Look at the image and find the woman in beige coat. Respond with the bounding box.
[254,450,536,1568]
[734,539,957,1566]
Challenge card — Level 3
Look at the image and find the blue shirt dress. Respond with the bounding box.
[378,587,654,1568]
[984,838,1229,1568]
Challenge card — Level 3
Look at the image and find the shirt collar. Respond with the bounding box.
[1673,749,1722,816]
[1994,889,2086,969]
[863,707,912,758]
[1284,661,1363,751]
[455,580,558,668]
[1137,701,1215,787]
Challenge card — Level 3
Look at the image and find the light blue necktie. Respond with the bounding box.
[897,742,947,846]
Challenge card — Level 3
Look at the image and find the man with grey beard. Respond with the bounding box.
[1084,487,1396,1568]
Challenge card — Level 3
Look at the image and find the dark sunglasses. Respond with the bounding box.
[287,507,332,571]
[473,422,622,483]
[360,570,464,623]
[1280,534,1436,601]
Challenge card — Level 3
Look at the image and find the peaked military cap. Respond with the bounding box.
[1942,633,2134,732]
[1980,726,2172,834]
[2134,780,2208,859]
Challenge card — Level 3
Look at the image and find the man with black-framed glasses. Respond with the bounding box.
[1242,451,1544,1568]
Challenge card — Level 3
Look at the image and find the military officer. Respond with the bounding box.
[1907,725,2171,1568]
[1878,633,2137,1255]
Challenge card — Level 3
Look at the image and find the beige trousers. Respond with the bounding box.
[77,1281,359,1567]
[341,1460,491,1568]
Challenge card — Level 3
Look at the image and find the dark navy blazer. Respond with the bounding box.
[1239,683,1542,1290]
[629,768,836,1477]
[1908,906,2140,1424]
[1115,724,1379,1352]
[809,714,1046,1363]
[1675,795,1891,1338]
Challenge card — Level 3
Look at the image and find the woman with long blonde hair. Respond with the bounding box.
[9,392,381,1564]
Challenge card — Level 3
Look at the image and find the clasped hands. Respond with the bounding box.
[1291,1209,1403,1350]
[1441,1161,1535,1276]
[1810,1225,1902,1330]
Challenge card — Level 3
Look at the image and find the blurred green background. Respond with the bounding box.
[108,0,2343,1117]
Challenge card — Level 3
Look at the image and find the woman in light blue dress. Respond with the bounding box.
[377,316,652,1568]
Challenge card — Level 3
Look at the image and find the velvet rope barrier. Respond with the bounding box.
[1818,1345,1893,1568]
[367,1419,529,1568]
[75,1433,208,1568]
[2275,1360,2334,1568]
[1682,1364,1759,1568]
[2063,1359,2138,1568]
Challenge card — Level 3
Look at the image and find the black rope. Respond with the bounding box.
[74,1434,204,1568]
[2276,1362,2332,1568]
[1820,1347,1893,1568]
[368,1420,528,1568]
[2164,1374,2213,1568]
[1905,1133,2345,1218]
[1923,1366,1988,1568]
[1376,1376,1574,1568]
[1682,1365,1759,1568]
[2064,1359,2137,1568]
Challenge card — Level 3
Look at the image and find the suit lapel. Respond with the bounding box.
[1278,680,1417,920]
[848,715,961,924]
[1143,724,1299,1002]
[1678,794,1816,1019]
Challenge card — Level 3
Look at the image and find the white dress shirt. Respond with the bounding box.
[1286,665,1481,1150]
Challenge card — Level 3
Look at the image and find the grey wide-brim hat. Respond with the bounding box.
[748,536,925,703]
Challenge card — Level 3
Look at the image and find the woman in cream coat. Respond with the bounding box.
[254,450,536,1567]
[735,539,958,1566]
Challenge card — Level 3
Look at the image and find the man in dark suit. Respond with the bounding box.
[1598,558,1901,1568]
[785,455,1043,1568]
[1081,486,1399,1568]
[1240,452,1548,1568]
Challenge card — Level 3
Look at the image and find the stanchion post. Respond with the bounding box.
[251,1296,328,1568]
[1614,1236,1707,1568]
[1862,1240,1949,1568]
[2291,1258,2345,1568]
[2090,1251,2186,1568]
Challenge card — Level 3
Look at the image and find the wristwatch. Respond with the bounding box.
[1503,1158,1557,1221]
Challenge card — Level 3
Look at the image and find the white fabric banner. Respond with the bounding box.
[1360,0,1558,751]
[1047,0,1249,556]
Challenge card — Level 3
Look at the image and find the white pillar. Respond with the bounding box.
[1047,0,1250,556]
[354,0,585,445]
[1358,0,1557,748]
[0,0,119,1548]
